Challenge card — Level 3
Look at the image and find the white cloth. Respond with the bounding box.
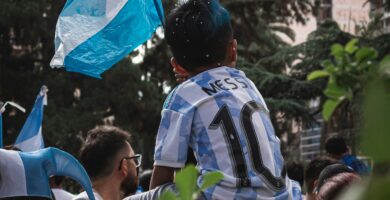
[73,190,103,200]
[52,188,75,200]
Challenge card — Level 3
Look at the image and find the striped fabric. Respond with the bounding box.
[15,86,47,152]
[154,66,301,199]
[0,148,95,200]
[50,0,164,78]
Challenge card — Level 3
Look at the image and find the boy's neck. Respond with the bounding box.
[188,62,235,77]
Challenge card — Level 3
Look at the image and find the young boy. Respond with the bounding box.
[150,0,301,199]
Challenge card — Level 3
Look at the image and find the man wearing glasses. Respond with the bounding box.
[73,126,141,200]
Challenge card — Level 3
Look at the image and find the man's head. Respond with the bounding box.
[165,0,236,74]
[325,136,349,157]
[285,161,304,187]
[315,164,360,200]
[304,156,337,198]
[80,126,139,195]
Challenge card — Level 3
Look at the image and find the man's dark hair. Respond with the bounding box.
[325,136,348,156]
[285,161,304,187]
[51,176,64,186]
[139,169,152,191]
[304,156,338,194]
[80,126,131,179]
[165,0,233,71]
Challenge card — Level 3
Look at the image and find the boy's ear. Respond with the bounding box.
[171,57,189,76]
[230,39,237,63]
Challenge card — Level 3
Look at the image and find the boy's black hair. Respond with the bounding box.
[325,136,349,156]
[165,0,233,71]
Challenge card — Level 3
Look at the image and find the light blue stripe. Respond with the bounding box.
[274,189,289,200]
[15,95,44,144]
[192,111,219,170]
[177,112,192,163]
[152,0,164,24]
[154,111,172,161]
[64,0,163,78]
[291,180,303,200]
[19,148,95,200]
[19,150,52,198]
[170,92,194,113]
[62,0,107,16]
[235,187,257,199]
[163,86,178,109]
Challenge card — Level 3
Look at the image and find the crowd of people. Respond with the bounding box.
[0,0,370,199]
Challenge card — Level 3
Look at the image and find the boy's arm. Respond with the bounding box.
[150,165,178,189]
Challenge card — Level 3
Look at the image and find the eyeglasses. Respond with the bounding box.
[122,154,142,168]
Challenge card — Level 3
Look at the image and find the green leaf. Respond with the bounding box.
[331,43,344,58]
[355,47,378,62]
[362,178,390,199]
[321,60,336,72]
[307,70,330,80]
[379,55,390,77]
[362,79,390,162]
[175,165,198,200]
[322,98,343,121]
[200,171,224,191]
[159,191,179,200]
[324,79,347,99]
[345,38,359,54]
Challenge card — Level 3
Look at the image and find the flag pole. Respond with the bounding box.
[0,101,26,148]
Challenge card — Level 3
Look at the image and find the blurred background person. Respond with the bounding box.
[304,156,338,200]
[325,136,370,175]
[315,164,361,200]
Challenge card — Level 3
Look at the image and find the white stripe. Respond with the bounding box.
[15,127,43,152]
[0,149,27,197]
[159,111,184,166]
[179,78,235,177]
[50,0,128,67]
[219,75,276,177]
[251,113,276,175]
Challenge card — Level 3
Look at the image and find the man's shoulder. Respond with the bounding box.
[73,191,89,200]
[72,191,103,200]
[52,188,75,200]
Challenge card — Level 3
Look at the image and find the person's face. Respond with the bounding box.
[120,142,139,196]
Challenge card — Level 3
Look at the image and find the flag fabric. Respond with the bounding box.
[50,0,164,78]
[0,147,95,200]
[15,86,48,152]
[0,101,26,149]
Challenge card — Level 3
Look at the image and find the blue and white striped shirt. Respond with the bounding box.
[154,66,301,199]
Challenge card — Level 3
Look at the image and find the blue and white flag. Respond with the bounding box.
[50,0,164,78]
[0,101,26,149]
[15,86,48,152]
[0,147,95,200]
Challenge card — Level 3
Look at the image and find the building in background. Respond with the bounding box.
[369,0,390,33]
[315,0,370,34]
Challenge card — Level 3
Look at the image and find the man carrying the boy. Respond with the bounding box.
[150,0,301,199]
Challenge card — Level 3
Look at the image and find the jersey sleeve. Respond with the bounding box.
[153,108,193,168]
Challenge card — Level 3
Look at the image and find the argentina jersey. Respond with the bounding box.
[154,66,301,200]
